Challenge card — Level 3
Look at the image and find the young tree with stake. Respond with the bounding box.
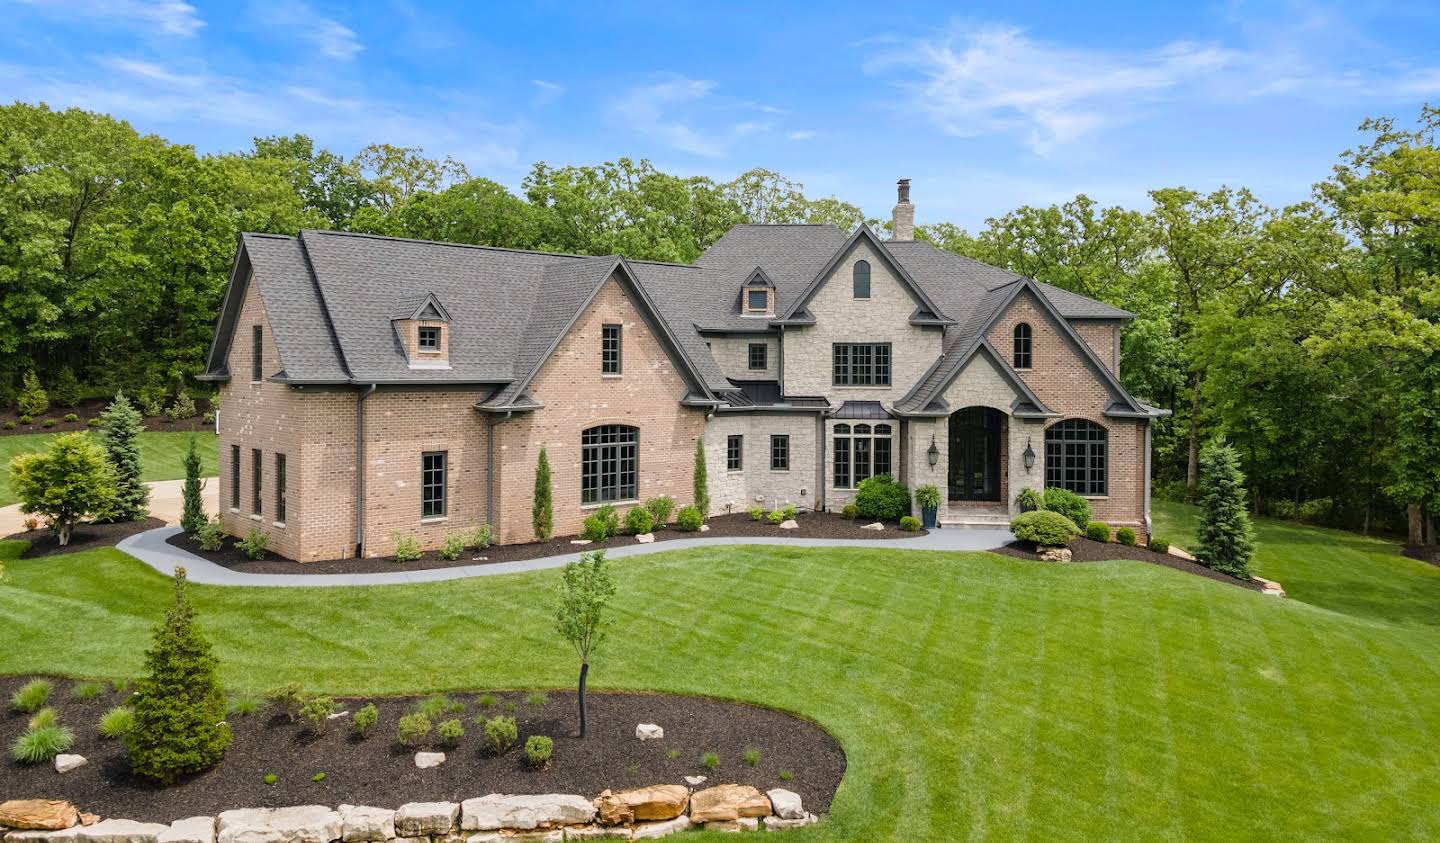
[553,550,616,738]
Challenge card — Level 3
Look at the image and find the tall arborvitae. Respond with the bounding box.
[1196,440,1256,579]
[180,434,205,536]
[99,392,149,521]
[533,447,554,540]
[693,438,709,518]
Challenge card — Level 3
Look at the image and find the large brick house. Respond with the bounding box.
[200,181,1167,561]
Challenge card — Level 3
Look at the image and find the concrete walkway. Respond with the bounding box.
[117,525,1015,588]
[1,477,220,534]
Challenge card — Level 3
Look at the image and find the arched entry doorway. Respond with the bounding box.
[948,407,1003,502]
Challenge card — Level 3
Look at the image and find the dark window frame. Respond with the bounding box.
[770,434,789,471]
[601,323,622,375]
[274,453,287,524]
[746,288,769,312]
[251,325,263,382]
[832,343,892,386]
[1045,419,1108,496]
[853,260,871,299]
[726,434,744,471]
[581,425,639,504]
[418,326,441,351]
[832,422,893,489]
[230,445,240,510]
[421,451,448,518]
[1013,323,1033,369]
[251,448,263,516]
[748,342,768,371]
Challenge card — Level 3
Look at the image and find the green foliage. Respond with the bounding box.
[675,505,703,531]
[914,484,942,510]
[71,681,105,700]
[11,725,74,764]
[263,773,278,786]
[227,696,263,717]
[63,413,79,423]
[18,415,31,424]
[391,532,421,562]
[9,432,117,545]
[749,505,765,521]
[581,514,609,542]
[397,713,431,747]
[1016,488,1044,511]
[899,515,921,532]
[1116,526,1138,546]
[841,504,858,519]
[40,418,55,428]
[126,567,231,783]
[352,703,378,738]
[693,438,709,517]
[1042,487,1092,528]
[484,715,518,753]
[299,695,337,734]
[86,417,101,427]
[17,372,48,417]
[644,495,676,527]
[525,734,553,767]
[11,679,52,712]
[98,706,135,739]
[197,516,224,551]
[139,388,166,419]
[181,434,205,536]
[1010,510,1081,546]
[855,475,910,521]
[2,421,13,430]
[1148,536,1171,553]
[1085,522,1112,542]
[594,504,620,538]
[525,691,549,706]
[268,684,309,721]
[238,528,269,560]
[782,505,798,520]
[554,550,616,738]
[533,447,553,540]
[99,393,149,521]
[469,523,493,550]
[29,707,58,729]
[436,717,464,747]
[666,747,680,760]
[165,390,197,420]
[1195,441,1255,579]
[476,693,497,709]
[768,509,785,525]
[439,531,466,561]
[52,367,82,407]
[702,751,720,770]
[312,772,326,782]
[624,506,653,535]
[779,770,794,782]
[415,695,464,718]
[744,747,761,766]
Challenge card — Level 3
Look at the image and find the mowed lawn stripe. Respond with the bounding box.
[0,430,218,507]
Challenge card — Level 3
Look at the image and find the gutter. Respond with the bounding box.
[355,383,377,557]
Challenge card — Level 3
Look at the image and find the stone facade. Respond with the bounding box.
[706,335,777,380]
[703,413,819,513]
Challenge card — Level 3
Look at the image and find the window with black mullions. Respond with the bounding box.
[1013,323,1033,369]
[275,453,287,523]
[251,449,262,516]
[770,435,789,470]
[727,435,743,471]
[418,326,440,350]
[230,445,240,509]
[833,343,891,386]
[582,425,638,504]
[748,343,767,370]
[1045,419,1107,496]
[421,451,447,518]
[601,324,622,374]
[252,325,263,382]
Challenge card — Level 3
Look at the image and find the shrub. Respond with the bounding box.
[553,550,616,740]
[52,367,82,407]
[841,504,858,519]
[1085,521,1112,542]
[238,528,269,560]
[525,735,554,768]
[267,684,309,722]
[11,726,74,764]
[86,417,101,427]
[9,432,117,546]
[197,516,225,551]
[29,707,58,730]
[202,412,215,426]
[127,568,231,783]
[40,417,56,428]
[17,371,48,416]
[165,390,197,420]
[300,696,337,734]
[1016,487,1044,511]
[476,693,497,709]
[179,435,206,536]
[644,495,675,527]
[525,691,549,706]
[779,770,794,782]
[99,706,135,739]
[675,505,703,531]
[352,703,378,737]
[1009,510,1081,546]
[63,413,79,423]
[899,515,921,532]
[18,415,32,424]
[748,505,764,521]
[581,514,609,542]
[23,516,39,531]
[782,505,798,520]
[2,421,13,430]
[1298,497,1333,523]
[439,531,466,561]
[415,695,463,718]
[666,747,680,760]
[768,509,785,525]
[72,681,105,700]
[11,679,52,713]
[227,696,263,717]
[1042,487,1091,528]
[312,772,326,782]
[264,773,278,785]
[391,532,421,562]
[1148,537,1171,554]
[397,713,431,747]
[1116,527,1137,546]
[139,387,166,418]
[484,715,518,753]
[914,484,941,510]
[693,439,709,517]
[743,747,761,766]
[437,718,465,747]
[702,751,720,770]
[855,475,910,521]
[623,506,653,535]
[100,393,149,521]
[1195,441,1255,579]
[594,504,620,538]
[533,447,554,540]
[469,523,493,550]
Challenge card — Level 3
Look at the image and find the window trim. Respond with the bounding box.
[726,434,744,472]
[748,342,768,371]
[417,326,441,352]
[832,343,892,387]
[832,423,892,489]
[581,425,639,505]
[770,434,790,471]
[251,448,263,517]
[251,324,263,383]
[421,451,448,519]
[274,453,287,526]
[1045,419,1108,497]
[1013,322,1033,370]
[601,323,622,375]
[743,287,771,315]
[853,260,871,299]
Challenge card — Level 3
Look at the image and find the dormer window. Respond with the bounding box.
[418,326,441,351]
[747,289,768,311]
[393,292,452,369]
[741,267,775,316]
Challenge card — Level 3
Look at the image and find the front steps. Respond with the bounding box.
[938,504,1011,528]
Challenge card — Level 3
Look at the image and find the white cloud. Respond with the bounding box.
[250,0,362,61]
[609,75,777,158]
[15,0,204,37]
[786,129,816,141]
[531,79,564,107]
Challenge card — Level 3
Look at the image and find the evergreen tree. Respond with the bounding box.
[180,434,205,536]
[52,366,82,407]
[99,392,149,521]
[693,438,709,518]
[16,371,48,416]
[1196,440,1255,579]
[533,447,553,540]
[126,567,232,782]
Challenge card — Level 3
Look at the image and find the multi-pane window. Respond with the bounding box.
[251,449,263,516]
[1013,323,1033,369]
[853,260,871,298]
[418,326,440,351]
[770,435,789,471]
[581,425,638,504]
[1045,419,1107,496]
[746,289,769,312]
[275,454,287,524]
[727,435,743,471]
[422,451,447,518]
[252,325,263,382]
[230,445,240,509]
[601,324,622,374]
[833,423,893,488]
[748,343,767,370]
[833,343,892,386]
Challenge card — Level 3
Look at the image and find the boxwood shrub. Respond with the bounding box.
[623,506,653,535]
[675,505,703,532]
[1042,487,1092,528]
[855,475,910,521]
[1009,510,1080,546]
[1148,536,1171,554]
[899,515,921,532]
[1116,526,1137,546]
[1085,521,1112,542]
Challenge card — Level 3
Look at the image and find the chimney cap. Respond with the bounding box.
[897,179,911,203]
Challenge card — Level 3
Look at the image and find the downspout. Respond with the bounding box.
[485,410,514,532]
[355,383,377,557]
[777,325,785,395]
[816,413,826,512]
[1143,420,1153,539]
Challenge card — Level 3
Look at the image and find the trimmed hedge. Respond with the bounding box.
[1042,487,1092,529]
[855,475,910,521]
[1010,510,1080,546]
[1085,521,1112,542]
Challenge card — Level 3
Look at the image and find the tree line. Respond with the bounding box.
[2,101,1437,541]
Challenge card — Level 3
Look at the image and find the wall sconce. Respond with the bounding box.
[927,435,939,468]
[1023,437,1036,472]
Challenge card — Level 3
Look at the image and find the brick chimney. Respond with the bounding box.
[892,179,914,241]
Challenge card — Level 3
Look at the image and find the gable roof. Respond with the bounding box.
[776,224,952,325]
[392,293,452,322]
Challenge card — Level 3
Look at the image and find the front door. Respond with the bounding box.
[948,407,1002,501]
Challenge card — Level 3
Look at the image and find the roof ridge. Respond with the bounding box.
[301,229,603,261]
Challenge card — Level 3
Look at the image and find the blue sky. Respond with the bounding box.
[4,0,1440,229]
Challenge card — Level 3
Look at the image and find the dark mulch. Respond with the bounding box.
[0,677,844,825]
[0,397,213,436]
[1402,545,1439,567]
[167,510,927,574]
[993,536,1264,591]
[3,518,167,558]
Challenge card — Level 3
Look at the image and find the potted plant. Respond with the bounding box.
[914,484,942,530]
[1016,487,1043,513]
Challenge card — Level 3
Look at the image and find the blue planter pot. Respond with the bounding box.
[921,506,938,530]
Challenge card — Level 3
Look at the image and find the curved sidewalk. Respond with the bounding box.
[116,526,1014,588]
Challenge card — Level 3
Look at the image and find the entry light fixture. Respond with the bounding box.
[927,435,939,468]
[1023,437,1036,472]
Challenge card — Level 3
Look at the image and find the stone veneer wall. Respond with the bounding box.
[705,335,778,381]
[702,413,819,514]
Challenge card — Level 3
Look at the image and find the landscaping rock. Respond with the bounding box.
[76,819,168,843]
[459,795,595,832]
[683,776,707,787]
[699,524,710,532]
[1253,576,1286,597]
[689,786,772,823]
[78,818,99,829]
[634,723,664,741]
[705,818,760,832]
[561,826,630,840]
[157,818,215,843]
[492,832,560,843]
[762,814,817,830]
[0,801,79,831]
[861,522,884,531]
[1168,545,1197,561]
[4,829,81,843]
[636,533,655,544]
[570,540,592,546]
[764,790,803,821]
[326,711,350,720]
[216,807,341,843]
[338,807,393,843]
[629,816,691,839]
[53,755,88,774]
[393,804,457,838]
[593,786,688,825]
[778,520,798,530]
[1038,546,1072,562]
[413,751,446,769]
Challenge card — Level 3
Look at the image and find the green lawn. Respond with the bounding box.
[1,518,1438,839]
[0,430,217,507]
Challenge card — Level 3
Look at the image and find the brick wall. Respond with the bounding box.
[1072,321,1118,375]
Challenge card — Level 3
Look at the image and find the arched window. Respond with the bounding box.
[853,260,871,299]
[1013,323,1033,369]
[581,424,639,504]
[1045,419,1106,496]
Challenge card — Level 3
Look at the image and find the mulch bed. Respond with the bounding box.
[993,536,1264,591]
[166,511,927,574]
[3,517,167,558]
[0,397,213,436]
[1402,545,1439,567]
[0,677,845,825]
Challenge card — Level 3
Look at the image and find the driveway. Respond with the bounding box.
[0,477,219,535]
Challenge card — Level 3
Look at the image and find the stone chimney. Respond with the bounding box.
[892,179,914,241]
